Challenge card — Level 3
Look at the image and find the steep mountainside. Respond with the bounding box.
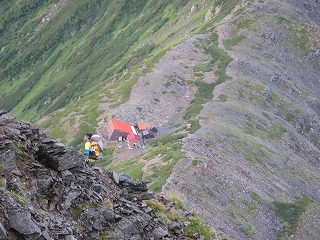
[164,1,320,240]
[0,110,219,240]
[102,0,320,239]
[0,0,319,240]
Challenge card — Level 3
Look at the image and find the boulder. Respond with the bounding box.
[0,136,16,172]
[37,142,84,171]
[153,227,168,239]
[0,222,7,240]
[8,211,41,240]
[0,111,16,124]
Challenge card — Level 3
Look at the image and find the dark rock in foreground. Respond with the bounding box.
[0,110,186,240]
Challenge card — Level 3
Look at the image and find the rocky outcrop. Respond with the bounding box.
[0,110,187,240]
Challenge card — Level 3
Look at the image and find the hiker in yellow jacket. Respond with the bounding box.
[84,133,92,163]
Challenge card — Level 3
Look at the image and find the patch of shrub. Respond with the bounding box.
[0,178,5,188]
[273,195,313,239]
[169,193,184,209]
[145,200,165,213]
[184,214,214,240]
[223,34,246,50]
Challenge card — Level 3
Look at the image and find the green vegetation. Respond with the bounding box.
[13,141,25,156]
[146,156,182,192]
[192,159,199,166]
[217,94,228,102]
[267,124,287,140]
[169,193,184,209]
[0,166,5,176]
[142,134,186,192]
[147,134,186,147]
[72,205,83,221]
[273,195,313,239]
[249,191,262,204]
[146,196,215,239]
[196,0,241,33]
[183,32,232,134]
[223,34,246,50]
[145,200,165,213]
[0,178,5,188]
[286,23,318,56]
[235,137,274,167]
[193,64,212,72]
[106,159,145,180]
[7,190,29,207]
[242,200,258,217]
[104,198,113,209]
[72,202,97,221]
[101,231,118,239]
[184,214,214,240]
[231,210,256,238]
[240,223,256,238]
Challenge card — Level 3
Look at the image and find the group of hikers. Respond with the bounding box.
[84,133,103,163]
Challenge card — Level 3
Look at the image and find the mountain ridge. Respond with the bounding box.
[0,0,320,239]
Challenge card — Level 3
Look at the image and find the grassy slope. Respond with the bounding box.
[0,0,240,146]
[1,0,189,119]
[2,1,319,239]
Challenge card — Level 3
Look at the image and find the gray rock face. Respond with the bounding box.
[8,211,41,240]
[37,141,84,171]
[0,110,16,123]
[153,227,169,239]
[0,222,7,240]
[0,135,16,172]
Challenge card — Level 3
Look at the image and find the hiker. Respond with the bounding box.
[84,133,92,163]
[90,134,103,159]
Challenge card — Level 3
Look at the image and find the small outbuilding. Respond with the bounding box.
[142,130,155,139]
[150,125,158,133]
[127,133,140,149]
[137,124,148,131]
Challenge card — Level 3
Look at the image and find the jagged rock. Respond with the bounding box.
[65,236,77,240]
[169,221,181,230]
[114,172,150,192]
[0,222,7,240]
[61,190,81,210]
[6,178,21,193]
[127,235,142,240]
[37,142,84,171]
[0,110,16,124]
[0,136,16,172]
[61,170,76,182]
[113,171,120,184]
[128,192,154,201]
[117,214,151,237]
[8,211,41,240]
[153,226,169,239]
[42,231,52,240]
[37,176,53,194]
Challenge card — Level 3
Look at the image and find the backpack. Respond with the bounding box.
[89,134,104,159]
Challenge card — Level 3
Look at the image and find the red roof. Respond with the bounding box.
[127,133,139,141]
[110,119,133,133]
[137,124,148,131]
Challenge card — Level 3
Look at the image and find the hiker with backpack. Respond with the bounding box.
[84,133,104,164]
[90,134,104,160]
[84,133,92,163]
